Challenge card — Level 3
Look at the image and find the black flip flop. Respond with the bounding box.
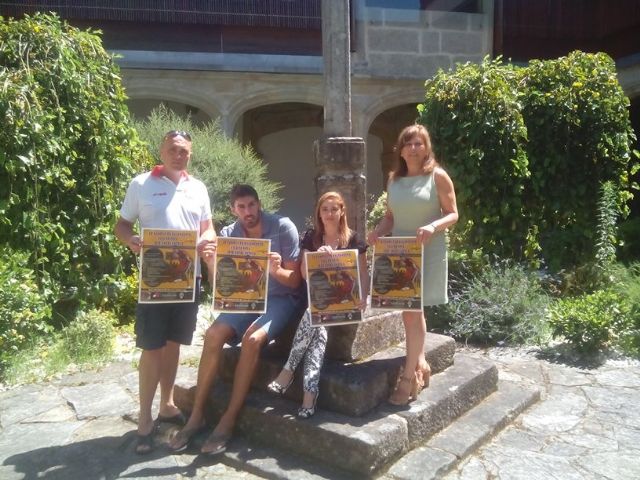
[156,409,187,426]
[134,425,158,455]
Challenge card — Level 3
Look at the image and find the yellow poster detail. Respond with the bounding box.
[306,249,363,327]
[139,228,198,303]
[370,237,422,311]
[213,237,270,314]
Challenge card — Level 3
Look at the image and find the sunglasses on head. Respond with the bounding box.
[164,130,192,141]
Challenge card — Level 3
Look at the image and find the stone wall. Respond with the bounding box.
[354,7,492,79]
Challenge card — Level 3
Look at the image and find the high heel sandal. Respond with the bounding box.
[388,368,419,406]
[416,361,431,394]
[267,373,294,395]
[297,391,318,419]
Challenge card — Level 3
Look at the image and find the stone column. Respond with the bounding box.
[322,0,351,137]
[317,0,367,239]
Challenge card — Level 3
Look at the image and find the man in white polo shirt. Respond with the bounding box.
[115,130,216,454]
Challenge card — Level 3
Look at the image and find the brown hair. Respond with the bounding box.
[311,191,352,250]
[388,124,439,183]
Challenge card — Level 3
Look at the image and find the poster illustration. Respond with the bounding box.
[306,249,362,327]
[139,228,198,303]
[213,237,270,313]
[370,236,422,311]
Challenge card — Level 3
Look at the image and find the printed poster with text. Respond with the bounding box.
[139,228,198,304]
[371,236,423,311]
[213,237,270,314]
[306,249,362,327]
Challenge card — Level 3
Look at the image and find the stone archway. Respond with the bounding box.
[127,98,214,125]
[367,104,422,199]
[241,102,324,229]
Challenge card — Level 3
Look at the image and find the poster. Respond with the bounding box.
[139,228,198,303]
[213,237,270,313]
[306,249,362,327]
[370,236,422,311]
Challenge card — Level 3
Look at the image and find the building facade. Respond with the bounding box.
[2,0,639,227]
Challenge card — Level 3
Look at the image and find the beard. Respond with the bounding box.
[240,214,259,229]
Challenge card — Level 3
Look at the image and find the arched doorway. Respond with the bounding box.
[367,104,421,199]
[240,102,323,229]
[127,99,214,125]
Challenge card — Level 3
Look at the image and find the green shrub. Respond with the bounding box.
[87,268,139,325]
[609,263,640,356]
[0,247,52,370]
[417,52,637,270]
[0,13,150,303]
[548,289,629,353]
[133,105,282,230]
[61,309,116,363]
[442,260,551,345]
[367,191,387,231]
[419,57,530,262]
[521,51,635,269]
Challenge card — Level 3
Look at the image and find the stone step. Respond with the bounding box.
[382,380,541,480]
[175,352,499,476]
[205,379,539,480]
[218,332,456,417]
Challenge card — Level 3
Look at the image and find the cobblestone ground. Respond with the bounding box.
[1,319,639,480]
[446,346,640,480]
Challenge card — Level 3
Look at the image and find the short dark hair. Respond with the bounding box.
[230,184,259,204]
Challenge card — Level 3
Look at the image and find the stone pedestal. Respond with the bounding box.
[314,136,366,240]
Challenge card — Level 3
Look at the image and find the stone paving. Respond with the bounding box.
[444,347,640,480]
[1,327,639,479]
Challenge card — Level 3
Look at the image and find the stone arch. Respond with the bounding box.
[123,84,223,124]
[235,100,324,229]
[365,102,424,200]
[226,89,323,138]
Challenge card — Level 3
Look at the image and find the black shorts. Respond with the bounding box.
[135,279,201,350]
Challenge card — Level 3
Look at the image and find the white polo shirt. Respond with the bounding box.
[120,166,212,275]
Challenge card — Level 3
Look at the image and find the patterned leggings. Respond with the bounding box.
[283,310,328,394]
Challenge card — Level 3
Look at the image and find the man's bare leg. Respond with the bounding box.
[169,322,234,450]
[158,340,181,418]
[202,326,267,453]
[138,348,162,436]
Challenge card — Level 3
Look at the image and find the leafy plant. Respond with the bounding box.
[133,105,282,230]
[0,13,150,303]
[548,289,629,353]
[367,191,387,231]
[520,51,636,270]
[442,260,551,345]
[608,263,640,356]
[418,57,530,262]
[417,52,638,271]
[0,247,52,371]
[61,309,116,363]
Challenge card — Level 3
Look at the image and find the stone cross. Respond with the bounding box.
[316,0,366,239]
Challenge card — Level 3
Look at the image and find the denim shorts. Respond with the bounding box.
[215,294,305,345]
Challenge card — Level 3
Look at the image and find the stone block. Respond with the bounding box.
[325,310,405,361]
[421,31,441,54]
[368,28,420,53]
[384,354,498,446]
[314,136,365,171]
[368,52,452,79]
[441,31,485,55]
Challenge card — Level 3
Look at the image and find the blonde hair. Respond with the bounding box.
[311,191,352,249]
[388,124,439,182]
